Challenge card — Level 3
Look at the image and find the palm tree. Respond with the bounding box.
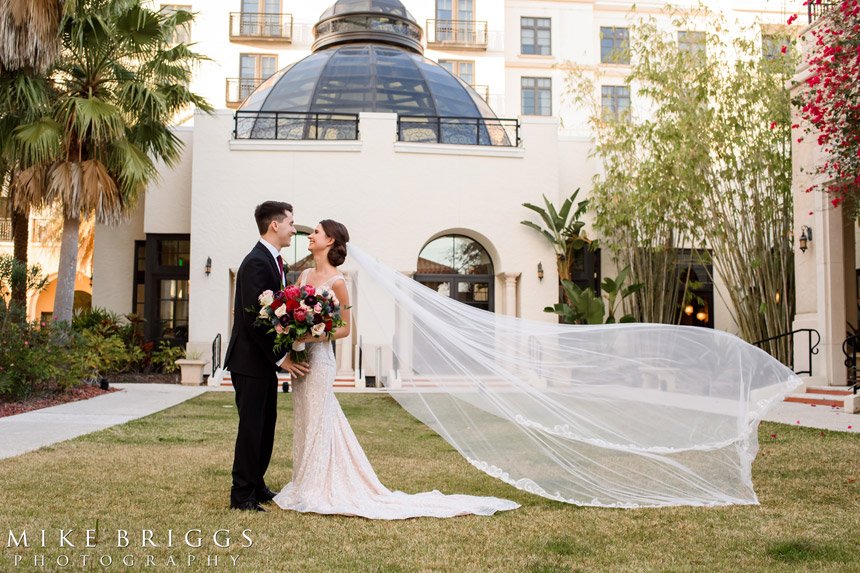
[14,0,210,322]
[0,0,65,74]
[0,0,65,310]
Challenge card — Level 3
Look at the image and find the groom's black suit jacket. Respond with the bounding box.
[224,242,284,378]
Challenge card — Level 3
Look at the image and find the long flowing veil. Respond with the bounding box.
[344,244,801,508]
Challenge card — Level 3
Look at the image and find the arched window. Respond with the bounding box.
[415,234,494,312]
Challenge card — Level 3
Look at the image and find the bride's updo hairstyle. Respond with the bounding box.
[320,219,349,267]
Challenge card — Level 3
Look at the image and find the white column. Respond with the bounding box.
[500,272,521,317]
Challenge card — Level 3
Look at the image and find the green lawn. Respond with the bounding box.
[0,392,858,572]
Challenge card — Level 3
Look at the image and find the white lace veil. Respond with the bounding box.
[345,244,801,508]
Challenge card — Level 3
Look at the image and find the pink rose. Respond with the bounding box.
[304,285,316,297]
[275,324,285,334]
[313,303,322,313]
[294,308,307,322]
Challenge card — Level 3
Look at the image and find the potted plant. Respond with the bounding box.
[175,350,208,386]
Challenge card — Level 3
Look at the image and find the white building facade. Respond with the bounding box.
[82,0,804,380]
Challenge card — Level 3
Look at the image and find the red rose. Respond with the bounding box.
[271,298,284,311]
[324,318,333,332]
[286,299,300,312]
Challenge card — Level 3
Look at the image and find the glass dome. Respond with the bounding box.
[236,0,512,145]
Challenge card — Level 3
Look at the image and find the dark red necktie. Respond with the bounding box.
[276,255,285,287]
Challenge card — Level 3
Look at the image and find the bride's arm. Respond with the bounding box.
[328,279,351,341]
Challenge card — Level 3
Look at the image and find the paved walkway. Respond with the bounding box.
[0,384,856,461]
[0,384,207,460]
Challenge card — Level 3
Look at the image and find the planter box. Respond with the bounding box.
[175,359,208,386]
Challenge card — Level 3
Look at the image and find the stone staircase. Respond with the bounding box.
[785,385,857,411]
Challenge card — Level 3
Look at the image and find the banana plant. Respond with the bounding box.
[521,188,596,283]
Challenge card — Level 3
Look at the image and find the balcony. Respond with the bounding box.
[226,77,265,108]
[233,111,360,140]
[397,116,519,147]
[808,2,838,24]
[426,20,488,50]
[0,218,11,242]
[229,12,293,42]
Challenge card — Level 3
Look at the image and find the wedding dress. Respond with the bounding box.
[272,272,520,519]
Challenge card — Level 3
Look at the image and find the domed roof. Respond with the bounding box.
[239,44,496,119]
[313,0,422,53]
[319,0,416,21]
[236,0,510,145]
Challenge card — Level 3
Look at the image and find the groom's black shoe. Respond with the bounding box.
[256,488,277,503]
[230,500,266,512]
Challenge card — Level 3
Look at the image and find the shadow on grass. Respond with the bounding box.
[767,539,851,563]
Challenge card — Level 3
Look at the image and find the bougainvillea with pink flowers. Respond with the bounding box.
[793,0,860,208]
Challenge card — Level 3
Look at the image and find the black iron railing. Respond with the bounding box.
[229,12,293,41]
[752,328,820,376]
[842,333,860,393]
[212,333,221,378]
[0,218,11,242]
[426,19,488,48]
[233,111,360,141]
[397,115,520,147]
[808,2,839,24]
[226,77,265,106]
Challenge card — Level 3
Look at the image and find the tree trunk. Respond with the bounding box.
[10,205,30,309]
[53,215,80,323]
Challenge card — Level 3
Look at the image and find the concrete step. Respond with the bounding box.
[784,393,845,408]
[804,385,853,396]
[220,374,356,388]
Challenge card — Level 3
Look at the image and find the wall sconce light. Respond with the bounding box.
[205,257,212,276]
[799,225,812,253]
[537,261,544,281]
[695,310,708,322]
[684,304,694,316]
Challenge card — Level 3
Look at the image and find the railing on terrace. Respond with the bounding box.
[397,115,520,147]
[233,111,360,140]
[0,218,11,242]
[226,77,265,107]
[426,19,488,49]
[229,12,293,41]
[808,2,838,24]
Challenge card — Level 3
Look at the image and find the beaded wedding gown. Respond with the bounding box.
[272,273,520,519]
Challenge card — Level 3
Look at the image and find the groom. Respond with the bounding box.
[224,201,309,512]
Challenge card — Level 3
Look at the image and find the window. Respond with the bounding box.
[678,31,706,57]
[676,249,713,328]
[415,235,494,312]
[439,60,475,85]
[161,4,192,45]
[601,85,630,120]
[132,240,146,317]
[437,0,473,22]
[521,77,551,116]
[239,54,277,100]
[600,26,629,64]
[240,0,282,37]
[284,231,313,283]
[142,234,190,344]
[762,33,789,60]
[521,17,551,55]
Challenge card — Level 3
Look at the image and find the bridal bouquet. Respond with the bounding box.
[255,284,345,363]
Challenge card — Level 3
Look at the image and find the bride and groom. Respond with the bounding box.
[223,201,520,518]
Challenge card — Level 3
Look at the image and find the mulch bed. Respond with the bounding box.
[110,372,181,384]
[0,385,118,419]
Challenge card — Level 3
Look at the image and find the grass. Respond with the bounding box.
[0,392,858,572]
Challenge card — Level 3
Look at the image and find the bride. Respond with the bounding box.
[272,220,520,519]
[274,220,800,514]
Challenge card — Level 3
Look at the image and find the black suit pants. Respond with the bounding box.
[230,371,278,505]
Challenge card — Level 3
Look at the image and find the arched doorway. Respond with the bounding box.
[284,230,313,284]
[414,234,495,312]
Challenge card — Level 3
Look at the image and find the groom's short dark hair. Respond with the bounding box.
[255,201,293,235]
